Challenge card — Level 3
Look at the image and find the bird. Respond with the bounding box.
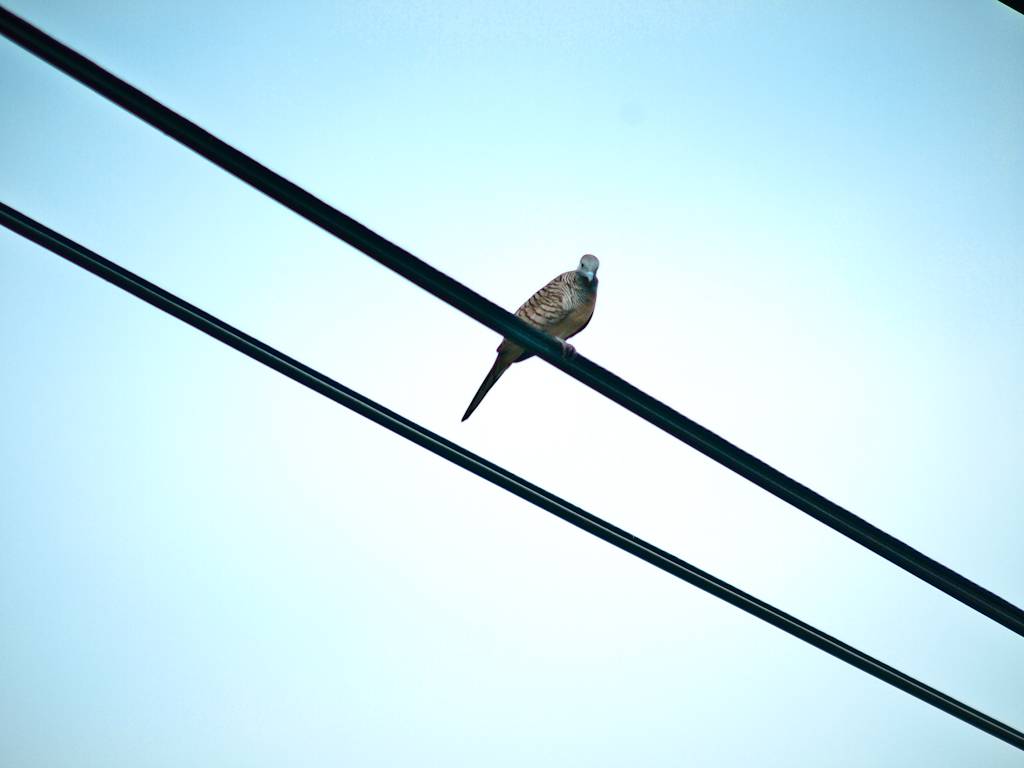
[462,254,599,421]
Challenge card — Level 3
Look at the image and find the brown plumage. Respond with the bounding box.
[462,254,599,421]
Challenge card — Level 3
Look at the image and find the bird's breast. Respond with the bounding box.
[546,293,596,340]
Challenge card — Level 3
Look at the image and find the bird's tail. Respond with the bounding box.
[462,354,514,421]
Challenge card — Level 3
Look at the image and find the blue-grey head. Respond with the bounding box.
[577,254,599,286]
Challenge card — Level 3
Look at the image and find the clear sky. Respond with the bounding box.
[1,1,1022,765]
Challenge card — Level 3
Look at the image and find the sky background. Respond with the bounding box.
[1,0,1022,765]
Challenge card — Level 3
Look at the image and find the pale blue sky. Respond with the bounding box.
[1,1,1022,766]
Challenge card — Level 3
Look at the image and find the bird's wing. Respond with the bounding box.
[495,271,596,357]
[514,272,576,331]
[494,272,573,358]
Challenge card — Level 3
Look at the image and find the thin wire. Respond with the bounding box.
[1,6,1022,640]
[2,199,1022,751]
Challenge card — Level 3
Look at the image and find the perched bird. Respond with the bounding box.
[462,254,599,421]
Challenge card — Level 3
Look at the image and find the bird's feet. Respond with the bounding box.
[558,339,578,360]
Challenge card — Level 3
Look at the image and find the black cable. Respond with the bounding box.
[2,200,1021,752]
[1,6,1022,640]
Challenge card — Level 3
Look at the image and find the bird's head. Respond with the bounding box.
[577,254,599,286]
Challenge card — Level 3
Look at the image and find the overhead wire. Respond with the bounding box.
[1,6,1021,640]
[2,199,1022,750]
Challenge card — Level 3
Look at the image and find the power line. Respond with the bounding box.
[1,199,1021,752]
[1,6,1022,640]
